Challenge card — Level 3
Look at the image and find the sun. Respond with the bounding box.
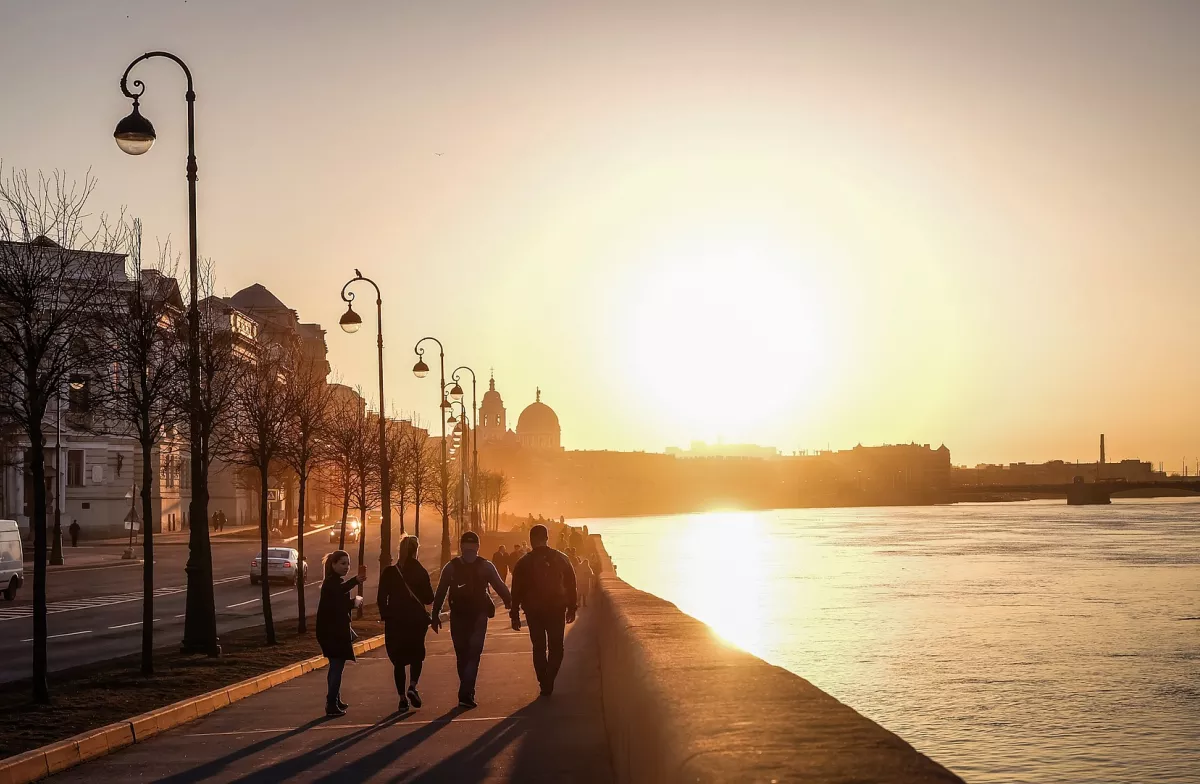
[620,228,842,444]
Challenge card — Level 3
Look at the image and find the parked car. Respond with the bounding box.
[1,520,24,601]
[250,547,307,586]
[328,518,361,544]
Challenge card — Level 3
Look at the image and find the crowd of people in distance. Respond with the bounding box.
[316,522,597,715]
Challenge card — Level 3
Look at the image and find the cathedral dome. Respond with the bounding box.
[481,375,504,408]
[516,388,560,449]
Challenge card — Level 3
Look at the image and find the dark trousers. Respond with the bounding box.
[450,613,489,701]
[326,658,346,705]
[527,609,566,690]
[393,661,423,695]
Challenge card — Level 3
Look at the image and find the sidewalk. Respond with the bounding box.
[46,607,614,783]
[21,546,141,572]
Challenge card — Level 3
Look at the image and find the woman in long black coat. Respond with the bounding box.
[377,535,434,712]
[316,550,366,716]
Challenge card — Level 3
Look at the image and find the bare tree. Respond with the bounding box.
[222,343,292,645]
[280,355,335,633]
[0,168,128,702]
[101,223,187,674]
[385,415,415,538]
[326,388,368,550]
[405,422,440,544]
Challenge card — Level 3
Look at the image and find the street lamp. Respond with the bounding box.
[116,51,219,657]
[414,337,451,564]
[452,366,480,531]
[340,271,392,569]
[446,397,471,538]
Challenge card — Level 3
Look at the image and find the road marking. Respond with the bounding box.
[20,630,92,642]
[108,620,141,629]
[225,596,261,609]
[283,525,333,543]
[0,574,254,622]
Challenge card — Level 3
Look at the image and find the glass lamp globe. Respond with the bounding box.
[413,359,430,378]
[339,305,362,334]
[114,104,156,156]
[449,383,464,403]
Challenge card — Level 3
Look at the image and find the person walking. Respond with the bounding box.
[492,544,509,584]
[316,550,367,716]
[510,524,577,697]
[576,557,593,608]
[431,531,511,709]
[377,536,434,713]
[68,520,81,548]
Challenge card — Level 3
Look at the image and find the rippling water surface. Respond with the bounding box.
[582,499,1200,783]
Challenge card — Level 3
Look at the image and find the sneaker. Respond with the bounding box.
[397,697,409,713]
[407,686,422,708]
[458,697,477,709]
[325,702,347,717]
[336,699,348,710]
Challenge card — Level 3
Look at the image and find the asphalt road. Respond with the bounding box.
[0,522,405,684]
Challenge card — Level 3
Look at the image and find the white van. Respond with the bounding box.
[0,520,23,601]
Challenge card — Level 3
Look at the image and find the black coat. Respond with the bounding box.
[316,575,361,661]
[377,558,435,665]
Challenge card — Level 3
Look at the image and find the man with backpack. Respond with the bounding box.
[510,524,578,697]
[431,531,511,708]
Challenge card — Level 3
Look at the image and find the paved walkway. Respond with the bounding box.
[48,606,614,783]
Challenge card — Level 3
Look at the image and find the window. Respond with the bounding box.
[68,378,91,413]
[164,454,175,488]
[180,458,191,489]
[67,450,84,487]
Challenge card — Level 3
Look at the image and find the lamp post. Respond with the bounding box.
[413,338,450,564]
[450,366,479,531]
[340,271,393,569]
[115,51,219,657]
[448,400,471,536]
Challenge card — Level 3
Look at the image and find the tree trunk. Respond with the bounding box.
[296,471,308,634]
[339,485,350,551]
[414,484,421,539]
[259,464,276,644]
[140,436,155,675]
[29,421,49,703]
[398,496,405,536]
[356,499,367,620]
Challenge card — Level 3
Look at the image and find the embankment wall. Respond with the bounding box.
[592,573,965,783]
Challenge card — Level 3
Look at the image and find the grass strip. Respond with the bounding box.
[2,609,384,759]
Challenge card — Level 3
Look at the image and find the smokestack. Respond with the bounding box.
[1100,434,1105,465]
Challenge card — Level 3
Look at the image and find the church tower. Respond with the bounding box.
[479,371,507,443]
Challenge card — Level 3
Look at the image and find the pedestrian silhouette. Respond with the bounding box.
[431,531,511,709]
[510,524,578,696]
[316,550,367,716]
[68,520,81,547]
[377,536,434,713]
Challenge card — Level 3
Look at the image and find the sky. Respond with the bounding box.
[3,0,1200,468]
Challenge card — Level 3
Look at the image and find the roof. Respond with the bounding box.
[230,283,287,310]
[516,389,560,434]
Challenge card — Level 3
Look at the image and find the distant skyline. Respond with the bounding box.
[4,1,1200,467]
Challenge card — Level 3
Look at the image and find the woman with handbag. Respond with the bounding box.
[377,535,435,712]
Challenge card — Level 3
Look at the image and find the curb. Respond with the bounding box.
[0,630,397,784]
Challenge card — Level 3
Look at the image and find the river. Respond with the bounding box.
[581,498,1200,783]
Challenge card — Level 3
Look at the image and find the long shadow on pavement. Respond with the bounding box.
[156,717,332,784]
[227,710,424,784]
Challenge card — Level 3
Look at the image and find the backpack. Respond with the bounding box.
[527,549,567,610]
[447,557,494,617]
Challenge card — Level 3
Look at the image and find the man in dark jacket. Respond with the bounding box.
[510,524,577,697]
[431,531,512,708]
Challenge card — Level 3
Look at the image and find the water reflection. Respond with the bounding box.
[584,500,1200,784]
